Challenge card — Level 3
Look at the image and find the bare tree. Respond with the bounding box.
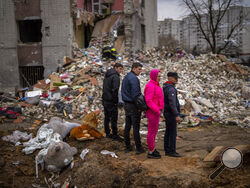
[158,34,179,50]
[182,0,248,54]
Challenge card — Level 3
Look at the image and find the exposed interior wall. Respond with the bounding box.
[41,0,74,77]
[144,0,158,49]
[92,14,124,37]
[111,0,124,11]
[75,24,85,48]
[0,0,20,91]
[77,0,84,9]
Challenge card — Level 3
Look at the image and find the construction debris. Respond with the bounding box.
[0,35,249,130]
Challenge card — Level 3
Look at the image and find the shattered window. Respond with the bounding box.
[18,19,42,43]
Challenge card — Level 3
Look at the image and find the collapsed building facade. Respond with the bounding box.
[0,0,158,91]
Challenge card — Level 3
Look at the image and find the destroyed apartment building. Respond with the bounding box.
[0,0,158,92]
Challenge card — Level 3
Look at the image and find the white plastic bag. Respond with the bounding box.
[100,150,118,158]
[80,149,89,160]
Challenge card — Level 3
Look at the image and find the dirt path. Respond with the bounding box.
[0,122,250,188]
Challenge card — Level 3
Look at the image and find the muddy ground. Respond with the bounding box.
[0,119,250,188]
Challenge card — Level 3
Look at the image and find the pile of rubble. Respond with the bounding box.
[134,50,250,127]
[0,37,249,128]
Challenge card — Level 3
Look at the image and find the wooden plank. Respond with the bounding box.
[204,145,250,162]
[235,145,250,155]
[204,146,224,162]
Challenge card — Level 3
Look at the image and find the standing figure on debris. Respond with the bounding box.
[102,63,124,142]
[102,45,111,61]
[163,72,182,157]
[121,63,145,154]
[102,45,118,61]
[144,69,164,159]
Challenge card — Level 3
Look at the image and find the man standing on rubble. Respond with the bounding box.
[121,63,145,154]
[163,72,182,157]
[102,63,124,142]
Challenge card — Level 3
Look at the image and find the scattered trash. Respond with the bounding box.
[12,161,20,165]
[0,107,22,119]
[101,150,118,158]
[22,127,61,154]
[2,130,32,144]
[26,90,42,98]
[80,149,89,160]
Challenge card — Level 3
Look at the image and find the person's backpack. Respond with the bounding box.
[135,94,148,111]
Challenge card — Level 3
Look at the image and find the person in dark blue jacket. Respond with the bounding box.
[163,72,182,157]
[121,62,145,154]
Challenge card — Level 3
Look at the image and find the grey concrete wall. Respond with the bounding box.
[0,0,19,91]
[242,7,250,54]
[242,24,250,54]
[131,14,142,52]
[41,0,73,77]
[144,0,158,49]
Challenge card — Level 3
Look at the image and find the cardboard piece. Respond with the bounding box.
[49,75,61,90]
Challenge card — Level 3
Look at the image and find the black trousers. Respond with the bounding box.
[103,101,118,136]
[164,114,177,153]
[124,102,142,149]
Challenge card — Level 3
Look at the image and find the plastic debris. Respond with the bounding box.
[22,127,61,154]
[80,149,89,160]
[100,150,118,158]
[2,130,32,144]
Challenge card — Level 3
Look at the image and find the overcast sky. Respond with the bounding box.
[157,0,250,21]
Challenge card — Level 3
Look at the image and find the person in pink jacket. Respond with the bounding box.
[144,69,164,159]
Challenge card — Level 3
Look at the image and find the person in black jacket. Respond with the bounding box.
[163,72,182,157]
[121,62,145,154]
[102,63,123,141]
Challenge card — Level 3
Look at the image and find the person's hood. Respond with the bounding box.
[163,82,175,89]
[105,68,118,78]
[149,69,160,81]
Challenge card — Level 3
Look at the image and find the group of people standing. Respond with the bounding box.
[102,62,182,159]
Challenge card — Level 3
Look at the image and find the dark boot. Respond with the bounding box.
[136,147,146,155]
[147,150,161,159]
[125,145,134,153]
[112,135,124,142]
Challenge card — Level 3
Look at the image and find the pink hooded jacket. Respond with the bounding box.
[144,69,164,117]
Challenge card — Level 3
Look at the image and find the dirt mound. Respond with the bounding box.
[0,122,250,187]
